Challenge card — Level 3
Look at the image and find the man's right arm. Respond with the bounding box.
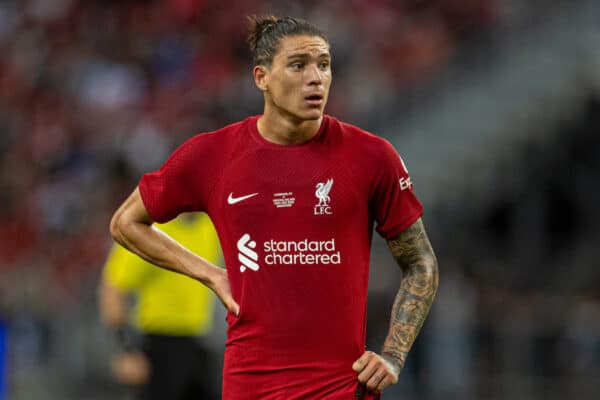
[97,280,151,386]
[110,187,239,315]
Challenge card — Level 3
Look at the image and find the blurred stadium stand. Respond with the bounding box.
[0,0,599,399]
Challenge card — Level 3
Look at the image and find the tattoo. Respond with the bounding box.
[382,218,438,371]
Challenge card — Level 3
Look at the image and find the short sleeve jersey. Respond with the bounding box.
[139,115,423,400]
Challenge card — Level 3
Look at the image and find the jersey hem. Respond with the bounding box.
[138,178,168,223]
[379,207,423,239]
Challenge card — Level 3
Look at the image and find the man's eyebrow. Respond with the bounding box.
[287,52,331,59]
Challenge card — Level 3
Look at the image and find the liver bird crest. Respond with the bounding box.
[315,179,334,206]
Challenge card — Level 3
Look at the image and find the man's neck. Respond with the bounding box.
[257,109,322,145]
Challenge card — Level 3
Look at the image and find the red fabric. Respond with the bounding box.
[139,115,422,399]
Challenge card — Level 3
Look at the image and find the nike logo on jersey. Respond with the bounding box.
[227,192,259,204]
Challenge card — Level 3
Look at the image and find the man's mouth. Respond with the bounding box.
[304,94,324,106]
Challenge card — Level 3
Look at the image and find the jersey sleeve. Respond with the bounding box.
[139,134,214,223]
[370,140,423,239]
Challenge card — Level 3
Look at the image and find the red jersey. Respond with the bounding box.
[139,115,423,399]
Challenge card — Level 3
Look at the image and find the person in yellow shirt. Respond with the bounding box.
[98,213,222,400]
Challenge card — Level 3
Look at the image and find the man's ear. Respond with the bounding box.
[253,65,269,92]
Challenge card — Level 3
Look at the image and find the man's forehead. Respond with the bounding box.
[278,35,330,58]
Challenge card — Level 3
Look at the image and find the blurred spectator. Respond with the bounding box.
[0,319,5,400]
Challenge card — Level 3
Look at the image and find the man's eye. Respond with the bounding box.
[291,63,304,69]
[320,62,330,70]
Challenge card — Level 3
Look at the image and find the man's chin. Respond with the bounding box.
[281,107,324,123]
[301,109,324,121]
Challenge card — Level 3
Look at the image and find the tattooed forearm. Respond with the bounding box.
[382,218,439,371]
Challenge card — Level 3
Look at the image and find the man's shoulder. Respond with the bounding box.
[175,117,254,159]
[189,117,253,144]
[327,116,393,152]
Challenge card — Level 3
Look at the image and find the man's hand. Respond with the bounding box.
[207,267,240,316]
[111,351,151,386]
[352,351,400,393]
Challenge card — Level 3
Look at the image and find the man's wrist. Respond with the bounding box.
[381,350,406,373]
[114,325,140,351]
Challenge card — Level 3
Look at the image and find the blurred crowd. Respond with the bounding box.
[0,0,496,306]
[5,1,600,400]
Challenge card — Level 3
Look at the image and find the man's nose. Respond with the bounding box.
[306,64,322,85]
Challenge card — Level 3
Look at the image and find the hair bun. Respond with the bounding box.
[247,15,278,53]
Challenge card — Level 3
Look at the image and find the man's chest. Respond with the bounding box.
[208,148,370,232]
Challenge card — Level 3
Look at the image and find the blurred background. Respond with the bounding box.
[1,0,599,399]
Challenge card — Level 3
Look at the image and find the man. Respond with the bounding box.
[110,15,438,399]
[99,213,222,400]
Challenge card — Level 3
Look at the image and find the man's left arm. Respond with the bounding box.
[353,218,439,393]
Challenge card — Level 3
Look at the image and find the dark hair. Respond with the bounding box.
[247,15,329,67]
